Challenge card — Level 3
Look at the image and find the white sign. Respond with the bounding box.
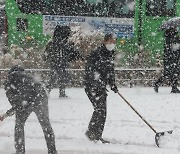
[43,15,134,38]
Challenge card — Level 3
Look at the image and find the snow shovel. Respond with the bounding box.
[117,91,173,147]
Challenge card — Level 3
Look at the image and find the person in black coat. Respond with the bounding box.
[0,65,57,154]
[44,25,83,97]
[84,33,118,143]
[154,28,180,93]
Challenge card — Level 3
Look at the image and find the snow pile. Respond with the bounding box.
[158,130,180,148]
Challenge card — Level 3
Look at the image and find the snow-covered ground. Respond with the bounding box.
[0,87,180,154]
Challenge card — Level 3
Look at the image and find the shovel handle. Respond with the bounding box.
[117,91,157,134]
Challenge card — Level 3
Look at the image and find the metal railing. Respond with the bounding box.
[0,68,163,87]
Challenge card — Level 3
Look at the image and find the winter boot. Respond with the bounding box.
[48,150,58,154]
[171,87,180,93]
[15,152,25,154]
[99,137,110,144]
[85,131,110,144]
[59,87,67,97]
[154,83,159,93]
[85,130,96,141]
[59,93,68,98]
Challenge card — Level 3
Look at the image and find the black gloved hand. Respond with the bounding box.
[111,85,118,93]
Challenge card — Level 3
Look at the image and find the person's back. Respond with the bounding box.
[154,28,180,93]
[5,65,46,104]
[164,28,179,64]
[46,26,81,70]
[44,25,83,97]
[47,40,68,70]
[3,65,57,154]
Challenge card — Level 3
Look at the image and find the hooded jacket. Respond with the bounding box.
[163,29,180,75]
[44,25,82,70]
[4,65,46,115]
[84,44,116,92]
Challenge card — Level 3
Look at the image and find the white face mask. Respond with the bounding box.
[105,43,116,51]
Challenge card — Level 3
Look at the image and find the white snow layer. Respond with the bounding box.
[0,87,180,154]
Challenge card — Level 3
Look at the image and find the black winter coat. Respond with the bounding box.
[84,44,116,92]
[44,39,82,71]
[163,30,180,75]
[4,71,46,114]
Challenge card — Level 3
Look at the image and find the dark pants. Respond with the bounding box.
[15,95,57,154]
[155,65,179,90]
[85,88,107,139]
[46,69,66,96]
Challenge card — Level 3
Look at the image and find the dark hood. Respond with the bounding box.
[53,25,71,42]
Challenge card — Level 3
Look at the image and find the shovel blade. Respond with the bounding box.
[155,130,173,147]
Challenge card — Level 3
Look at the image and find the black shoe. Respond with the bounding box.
[154,84,159,93]
[48,150,58,154]
[85,130,96,141]
[59,94,68,98]
[85,131,110,144]
[99,137,110,144]
[171,88,180,93]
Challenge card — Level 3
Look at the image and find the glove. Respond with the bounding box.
[0,113,7,121]
[111,85,118,93]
